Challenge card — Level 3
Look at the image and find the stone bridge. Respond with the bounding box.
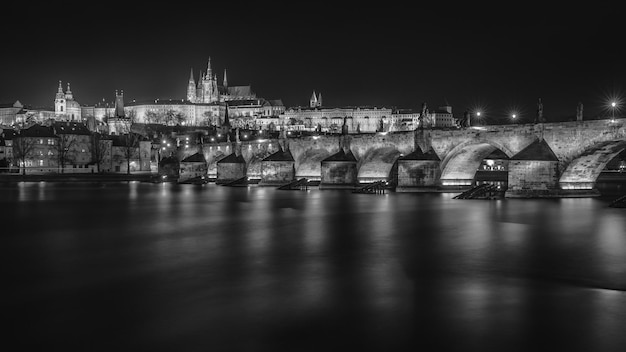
[192,119,626,196]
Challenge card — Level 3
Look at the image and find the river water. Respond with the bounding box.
[2,182,626,351]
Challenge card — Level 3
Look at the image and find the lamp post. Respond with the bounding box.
[475,111,481,126]
[611,101,616,122]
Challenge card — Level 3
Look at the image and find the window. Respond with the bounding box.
[39,160,44,166]
[60,106,64,112]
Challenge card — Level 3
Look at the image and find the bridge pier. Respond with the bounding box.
[395,147,442,192]
[319,148,358,190]
[216,153,247,185]
[258,148,296,187]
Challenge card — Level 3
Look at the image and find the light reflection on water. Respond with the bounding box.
[2,183,626,351]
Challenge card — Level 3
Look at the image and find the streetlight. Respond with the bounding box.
[611,101,616,122]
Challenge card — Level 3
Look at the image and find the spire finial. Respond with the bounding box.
[189,67,194,81]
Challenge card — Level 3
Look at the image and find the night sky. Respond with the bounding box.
[1,2,623,123]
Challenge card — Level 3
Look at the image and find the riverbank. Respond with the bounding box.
[0,172,155,183]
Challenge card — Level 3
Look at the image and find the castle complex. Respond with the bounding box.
[0,56,460,133]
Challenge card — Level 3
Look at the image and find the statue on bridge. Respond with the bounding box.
[576,101,584,121]
[535,98,545,123]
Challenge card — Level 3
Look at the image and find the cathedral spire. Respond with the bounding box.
[310,90,318,108]
[57,80,63,93]
[207,57,212,76]
[223,69,228,88]
[187,68,196,102]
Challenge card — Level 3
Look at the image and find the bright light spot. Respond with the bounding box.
[486,160,495,166]
[512,114,517,119]
[476,112,481,116]
[167,143,171,147]
[612,102,617,107]
[162,147,166,150]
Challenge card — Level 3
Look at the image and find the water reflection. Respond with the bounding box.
[2,184,626,351]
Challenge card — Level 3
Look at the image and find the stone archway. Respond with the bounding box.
[295,148,332,179]
[440,142,513,186]
[559,140,626,190]
[356,146,402,183]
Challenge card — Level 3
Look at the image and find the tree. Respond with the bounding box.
[164,109,185,126]
[120,133,140,174]
[56,134,76,173]
[145,110,159,124]
[12,137,36,175]
[202,111,213,126]
[91,133,110,173]
[118,114,140,174]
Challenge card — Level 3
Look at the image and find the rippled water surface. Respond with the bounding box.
[2,182,626,351]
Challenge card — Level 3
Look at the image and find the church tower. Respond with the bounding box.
[65,82,74,101]
[201,57,219,103]
[223,69,228,88]
[114,90,125,118]
[310,91,318,108]
[55,80,66,115]
[187,68,196,102]
[310,91,322,108]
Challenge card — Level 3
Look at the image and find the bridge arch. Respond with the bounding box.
[440,140,515,186]
[559,140,626,190]
[356,146,402,182]
[294,148,333,179]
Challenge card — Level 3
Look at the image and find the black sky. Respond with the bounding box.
[1,2,623,123]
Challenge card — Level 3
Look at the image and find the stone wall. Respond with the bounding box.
[396,160,441,191]
[179,162,207,182]
[507,160,559,192]
[216,162,246,184]
[259,161,295,186]
[320,161,357,188]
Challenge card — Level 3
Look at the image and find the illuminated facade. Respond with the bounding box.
[55,81,82,121]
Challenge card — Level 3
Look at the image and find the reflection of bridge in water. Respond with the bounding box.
[197,119,626,197]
